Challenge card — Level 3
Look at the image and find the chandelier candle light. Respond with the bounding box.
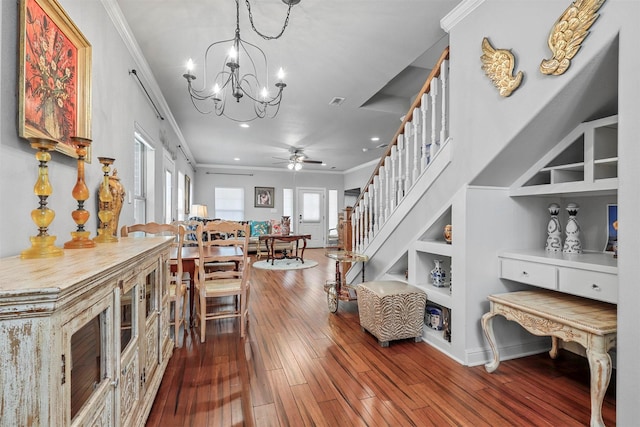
[182,0,300,122]
[64,137,96,249]
[21,138,64,259]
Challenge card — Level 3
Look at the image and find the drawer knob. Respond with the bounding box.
[592,284,601,292]
[521,271,529,277]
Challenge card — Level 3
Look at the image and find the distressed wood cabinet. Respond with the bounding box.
[0,237,173,426]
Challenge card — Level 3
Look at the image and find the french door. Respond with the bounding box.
[296,188,325,248]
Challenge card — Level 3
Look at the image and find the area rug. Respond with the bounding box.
[253,258,318,271]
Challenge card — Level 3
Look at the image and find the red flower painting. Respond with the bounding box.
[23,0,77,146]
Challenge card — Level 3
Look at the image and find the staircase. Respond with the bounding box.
[348,47,451,280]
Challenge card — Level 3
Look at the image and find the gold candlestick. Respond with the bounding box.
[64,137,95,248]
[93,157,118,243]
[21,138,64,258]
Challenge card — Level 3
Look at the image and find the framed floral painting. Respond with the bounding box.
[18,0,92,160]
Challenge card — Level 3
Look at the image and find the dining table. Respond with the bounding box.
[170,245,244,327]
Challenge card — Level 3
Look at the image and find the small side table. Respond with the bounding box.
[482,290,616,427]
[323,250,368,313]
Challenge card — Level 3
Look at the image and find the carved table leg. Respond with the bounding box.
[586,343,611,427]
[481,309,501,373]
[300,237,307,263]
[549,336,560,359]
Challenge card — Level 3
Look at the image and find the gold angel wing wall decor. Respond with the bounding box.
[480,37,523,97]
[540,0,607,76]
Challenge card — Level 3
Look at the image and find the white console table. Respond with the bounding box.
[0,237,173,426]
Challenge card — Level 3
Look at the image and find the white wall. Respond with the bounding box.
[0,0,192,257]
[445,0,640,422]
[193,165,344,223]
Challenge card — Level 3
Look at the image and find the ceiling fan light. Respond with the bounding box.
[287,162,294,170]
[294,162,302,171]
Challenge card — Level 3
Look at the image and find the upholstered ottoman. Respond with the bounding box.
[357,281,427,347]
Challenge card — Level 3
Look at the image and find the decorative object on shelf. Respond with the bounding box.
[545,203,562,252]
[612,220,618,258]
[21,137,64,258]
[94,157,118,243]
[540,0,607,76]
[182,0,300,122]
[64,137,95,249]
[443,224,452,244]
[562,202,582,253]
[426,305,444,330]
[480,37,523,97]
[281,216,291,235]
[255,186,274,208]
[18,0,92,159]
[108,169,125,238]
[430,259,447,287]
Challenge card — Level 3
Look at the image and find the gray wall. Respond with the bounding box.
[0,0,192,257]
[193,165,344,223]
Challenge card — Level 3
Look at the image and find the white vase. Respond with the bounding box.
[430,259,447,287]
[545,203,562,252]
[563,203,582,254]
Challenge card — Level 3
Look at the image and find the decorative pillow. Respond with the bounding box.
[270,219,282,235]
[250,220,270,237]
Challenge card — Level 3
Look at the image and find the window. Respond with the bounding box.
[302,192,321,222]
[328,190,338,231]
[164,168,172,223]
[133,131,154,223]
[283,188,293,218]
[177,171,185,221]
[214,187,244,220]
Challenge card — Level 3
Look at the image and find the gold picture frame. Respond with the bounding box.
[18,0,92,160]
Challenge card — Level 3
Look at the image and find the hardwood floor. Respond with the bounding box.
[147,248,616,426]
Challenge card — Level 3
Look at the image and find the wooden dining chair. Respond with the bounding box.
[121,222,188,347]
[194,220,251,342]
[172,219,203,247]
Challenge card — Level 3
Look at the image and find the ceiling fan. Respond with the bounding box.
[273,147,323,170]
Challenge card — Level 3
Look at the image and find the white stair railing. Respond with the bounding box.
[350,47,450,256]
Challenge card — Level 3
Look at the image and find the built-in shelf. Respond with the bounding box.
[414,240,453,257]
[500,249,617,274]
[511,115,618,197]
[414,281,452,307]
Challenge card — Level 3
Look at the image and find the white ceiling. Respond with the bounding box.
[114,0,461,172]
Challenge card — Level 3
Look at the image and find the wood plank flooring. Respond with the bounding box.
[147,249,616,426]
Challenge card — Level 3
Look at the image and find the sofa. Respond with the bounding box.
[186,217,293,258]
[247,219,294,258]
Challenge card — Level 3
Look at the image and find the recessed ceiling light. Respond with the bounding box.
[321,162,327,166]
[234,157,240,161]
[371,137,380,141]
[239,123,250,128]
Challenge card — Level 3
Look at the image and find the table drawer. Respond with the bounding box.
[500,258,557,290]
[558,268,617,303]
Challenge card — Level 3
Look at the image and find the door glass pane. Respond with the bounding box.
[121,286,136,352]
[145,269,157,318]
[303,193,320,222]
[71,311,105,420]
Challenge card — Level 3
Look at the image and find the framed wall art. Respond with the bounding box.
[255,187,274,208]
[604,204,617,253]
[18,0,92,160]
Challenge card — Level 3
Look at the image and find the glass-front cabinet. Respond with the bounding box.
[64,292,114,426]
[0,237,173,426]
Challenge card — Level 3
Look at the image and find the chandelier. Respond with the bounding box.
[182,0,300,122]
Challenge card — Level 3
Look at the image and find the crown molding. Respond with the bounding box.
[199,163,343,175]
[441,0,485,32]
[100,0,195,165]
